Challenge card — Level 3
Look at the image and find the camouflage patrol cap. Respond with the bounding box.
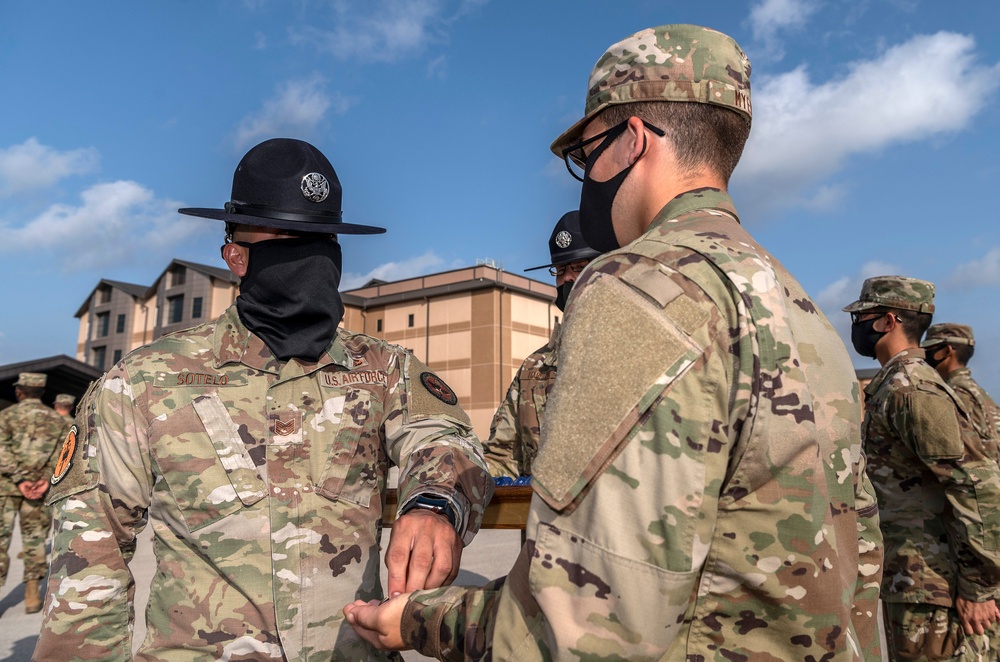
[842,276,935,314]
[14,372,46,388]
[921,323,975,348]
[54,394,76,407]
[550,24,752,157]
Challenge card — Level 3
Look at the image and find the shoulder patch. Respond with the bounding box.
[420,372,458,405]
[51,425,78,485]
[406,355,471,426]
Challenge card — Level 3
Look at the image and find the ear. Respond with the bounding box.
[623,116,650,165]
[222,242,249,278]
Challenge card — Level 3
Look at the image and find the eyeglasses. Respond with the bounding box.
[561,119,666,182]
[548,263,587,277]
[850,311,902,325]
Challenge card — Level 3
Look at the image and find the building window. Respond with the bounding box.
[170,266,186,287]
[98,285,112,304]
[554,315,560,325]
[167,295,184,324]
[113,349,123,364]
[92,346,107,370]
[376,319,383,332]
[96,312,110,338]
[407,313,415,328]
[192,297,203,319]
[116,314,126,333]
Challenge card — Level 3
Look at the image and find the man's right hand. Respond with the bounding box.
[16,481,32,499]
[955,597,1000,635]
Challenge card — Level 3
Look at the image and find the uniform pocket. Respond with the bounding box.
[969,461,1000,552]
[153,392,266,532]
[315,387,378,508]
[528,521,695,658]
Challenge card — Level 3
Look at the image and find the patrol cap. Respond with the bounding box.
[524,211,601,272]
[920,323,975,348]
[550,24,752,157]
[55,394,76,407]
[14,372,46,388]
[842,276,935,314]
[179,138,385,235]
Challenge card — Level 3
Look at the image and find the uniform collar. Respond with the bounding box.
[650,188,740,230]
[212,304,351,374]
[864,346,924,396]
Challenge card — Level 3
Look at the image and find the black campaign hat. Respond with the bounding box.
[178,138,385,235]
[524,211,601,271]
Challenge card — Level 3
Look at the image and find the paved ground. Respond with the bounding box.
[0,522,521,661]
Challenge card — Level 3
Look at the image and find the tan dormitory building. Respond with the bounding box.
[75,261,558,438]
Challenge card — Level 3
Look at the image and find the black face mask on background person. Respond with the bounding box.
[235,236,345,361]
[850,317,886,359]
[577,122,639,254]
[554,281,574,313]
[924,345,945,369]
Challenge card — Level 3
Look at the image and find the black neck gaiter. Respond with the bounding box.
[235,236,345,361]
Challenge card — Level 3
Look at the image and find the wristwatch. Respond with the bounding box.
[400,494,459,530]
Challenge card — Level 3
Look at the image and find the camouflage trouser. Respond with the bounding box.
[884,602,993,661]
[0,496,51,583]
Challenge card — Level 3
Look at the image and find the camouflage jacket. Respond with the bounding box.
[0,398,68,495]
[863,349,1000,606]
[944,367,1000,466]
[399,189,884,661]
[34,305,492,662]
[482,324,560,478]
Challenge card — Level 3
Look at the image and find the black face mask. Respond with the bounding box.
[924,346,945,369]
[235,236,344,361]
[554,281,574,313]
[850,317,885,359]
[578,122,639,254]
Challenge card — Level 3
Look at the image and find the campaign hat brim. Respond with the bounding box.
[524,247,601,272]
[178,207,386,235]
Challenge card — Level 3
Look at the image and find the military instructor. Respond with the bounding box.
[34,138,493,661]
[345,24,883,660]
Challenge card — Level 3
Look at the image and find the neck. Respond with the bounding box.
[876,334,917,366]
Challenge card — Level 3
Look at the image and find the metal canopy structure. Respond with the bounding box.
[0,354,103,411]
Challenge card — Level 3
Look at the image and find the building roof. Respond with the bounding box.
[0,354,104,411]
[147,259,239,292]
[74,278,151,318]
[343,265,555,308]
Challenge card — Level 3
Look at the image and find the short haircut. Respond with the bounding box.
[893,309,934,343]
[599,101,750,184]
[16,385,44,400]
[953,343,975,366]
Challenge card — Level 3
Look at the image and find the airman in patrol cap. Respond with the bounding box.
[0,372,68,613]
[35,138,493,661]
[53,394,76,423]
[845,276,1000,660]
[483,211,600,480]
[346,24,883,661]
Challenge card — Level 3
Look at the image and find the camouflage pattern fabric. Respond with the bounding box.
[482,325,560,479]
[34,304,492,662]
[944,368,1000,465]
[0,398,68,583]
[398,188,884,661]
[843,275,935,314]
[883,602,990,661]
[862,348,1000,610]
[550,24,752,156]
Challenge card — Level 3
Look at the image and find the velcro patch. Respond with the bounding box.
[407,355,471,426]
[533,274,696,512]
[619,263,684,308]
[907,391,963,459]
[50,425,78,485]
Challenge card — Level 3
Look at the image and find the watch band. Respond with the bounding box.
[401,494,459,530]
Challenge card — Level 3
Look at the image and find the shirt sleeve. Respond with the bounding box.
[482,375,524,480]
[891,386,1000,601]
[35,364,152,661]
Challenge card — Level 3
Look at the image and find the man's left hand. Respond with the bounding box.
[343,595,409,650]
[26,479,49,501]
[385,509,461,597]
[956,597,1000,635]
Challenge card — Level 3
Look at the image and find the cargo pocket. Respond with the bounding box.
[315,388,378,508]
[969,461,1000,552]
[528,521,695,658]
[153,392,266,532]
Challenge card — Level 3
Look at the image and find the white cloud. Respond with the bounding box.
[291,0,446,63]
[0,138,99,197]
[234,76,356,149]
[342,251,445,289]
[948,247,1000,287]
[0,180,206,271]
[748,0,820,60]
[735,32,1000,218]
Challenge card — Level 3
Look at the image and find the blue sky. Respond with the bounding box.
[2,0,1000,391]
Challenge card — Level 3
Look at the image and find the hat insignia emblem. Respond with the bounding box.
[301,172,330,203]
[554,231,573,249]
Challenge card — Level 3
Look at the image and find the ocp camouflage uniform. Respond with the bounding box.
[397,188,884,661]
[34,304,492,661]
[482,324,560,479]
[0,396,68,584]
[862,348,1000,660]
[944,368,1000,468]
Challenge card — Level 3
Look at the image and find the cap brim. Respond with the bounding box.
[178,208,386,235]
[842,300,878,313]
